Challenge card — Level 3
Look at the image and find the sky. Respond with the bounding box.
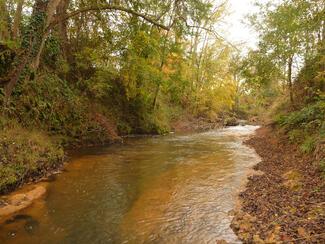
[222,0,264,50]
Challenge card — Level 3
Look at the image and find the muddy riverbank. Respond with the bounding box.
[0,184,48,224]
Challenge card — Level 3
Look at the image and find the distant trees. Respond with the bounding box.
[242,0,325,106]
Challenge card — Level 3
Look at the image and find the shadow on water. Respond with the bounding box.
[0,125,260,244]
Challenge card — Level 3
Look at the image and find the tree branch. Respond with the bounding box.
[49,5,170,31]
[185,23,239,51]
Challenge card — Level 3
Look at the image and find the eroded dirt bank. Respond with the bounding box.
[231,127,325,243]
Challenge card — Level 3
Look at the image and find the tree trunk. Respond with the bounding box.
[152,84,161,110]
[4,58,28,100]
[322,20,325,45]
[12,0,24,40]
[287,56,294,104]
[31,0,63,71]
[152,6,176,111]
[234,73,240,112]
[0,0,9,41]
[56,0,70,60]
[4,0,49,101]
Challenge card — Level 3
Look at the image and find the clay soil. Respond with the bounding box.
[232,127,325,243]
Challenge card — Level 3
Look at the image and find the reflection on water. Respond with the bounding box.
[0,125,260,244]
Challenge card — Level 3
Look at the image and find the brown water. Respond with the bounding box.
[0,125,260,244]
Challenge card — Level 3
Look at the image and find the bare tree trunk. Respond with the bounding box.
[322,20,325,43]
[31,0,63,70]
[152,2,176,111]
[152,83,161,110]
[196,30,208,86]
[12,0,24,40]
[287,56,294,104]
[56,0,70,60]
[0,0,9,41]
[234,73,240,112]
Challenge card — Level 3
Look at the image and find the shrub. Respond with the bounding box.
[275,101,325,131]
[275,100,325,154]
[3,74,116,145]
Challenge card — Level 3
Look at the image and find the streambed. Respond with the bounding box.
[0,125,260,244]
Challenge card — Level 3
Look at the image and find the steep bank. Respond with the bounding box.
[232,127,325,243]
[0,106,224,195]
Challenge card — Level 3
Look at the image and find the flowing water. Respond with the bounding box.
[0,125,260,244]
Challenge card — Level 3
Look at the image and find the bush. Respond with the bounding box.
[0,125,64,193]
[275,101,325,130]
[2,74,116,145]
[275,100,325,154]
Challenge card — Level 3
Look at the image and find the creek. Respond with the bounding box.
[0,125,260,244]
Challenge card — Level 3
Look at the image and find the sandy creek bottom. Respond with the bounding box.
[0,125,260,244]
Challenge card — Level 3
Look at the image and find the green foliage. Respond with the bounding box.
[241,0,324,122]
[0,43,15,76]
[1,0,238,137]
[294,49,325,104]
[43,35,61,67]
[300,137,316,154]
[276,101,325,130]
[240,51,283,88]
[4,74,116,145]
[80,69,114,99]
[288,129,305,143]
[275,100,325,153]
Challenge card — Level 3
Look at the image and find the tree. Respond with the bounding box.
[249,0,325,105]
[0,0,173,101]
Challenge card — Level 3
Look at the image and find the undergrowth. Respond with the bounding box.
[0,121,64,193]
[275,100,325,153]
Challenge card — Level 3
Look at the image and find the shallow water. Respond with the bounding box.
[0,125,260,244]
